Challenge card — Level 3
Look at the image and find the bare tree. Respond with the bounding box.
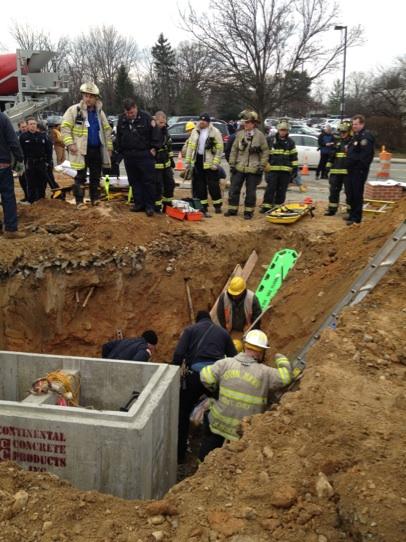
[180,0,362,120]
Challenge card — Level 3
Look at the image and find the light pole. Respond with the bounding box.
[334,25,348,120]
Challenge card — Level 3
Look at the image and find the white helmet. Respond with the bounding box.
[80,82,100,96]
[244,330,270,350]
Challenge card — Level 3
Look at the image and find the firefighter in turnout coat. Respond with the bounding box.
[198,330,293,460]
[224,110,269,220]
[184,113,224,216]
[324,121,352,216]
[61,82,112,206]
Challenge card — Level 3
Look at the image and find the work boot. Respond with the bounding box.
[214,206,222,214]
[202,210,212,218]
[145,208,154,217]
[76,202,87,210]
[91,200,101,207]
[244,212,253,220]
[324,208,336,216]
[131,204,145,213]
[4,230,26,239]
[259,207,269,214]
[224,210,237,217]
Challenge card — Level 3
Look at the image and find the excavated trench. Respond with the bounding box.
[0,198,404,363]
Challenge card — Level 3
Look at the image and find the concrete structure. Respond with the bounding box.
[0,351,179,500]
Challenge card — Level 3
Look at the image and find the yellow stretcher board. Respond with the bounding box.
[265,202,315,224]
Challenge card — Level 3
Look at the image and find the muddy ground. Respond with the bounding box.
[0,193,405,541]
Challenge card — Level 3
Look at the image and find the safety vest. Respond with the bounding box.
[223,290,254,332]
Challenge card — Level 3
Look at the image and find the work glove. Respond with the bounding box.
[14,161,25,175]
[256,166,264,175]
[264,162,272,173]
[170,158,175,169]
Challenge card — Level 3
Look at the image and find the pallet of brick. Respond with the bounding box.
[364,181,404,201]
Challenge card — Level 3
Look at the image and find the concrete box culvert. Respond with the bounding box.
[0,351,179,499]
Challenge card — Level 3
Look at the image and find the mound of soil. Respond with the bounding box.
[0,197,405,541]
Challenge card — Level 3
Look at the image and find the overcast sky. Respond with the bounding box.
[1,0,404,86]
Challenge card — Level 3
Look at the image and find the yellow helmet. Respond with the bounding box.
[80,82,100,96]
[228,276,246,296]
[185,121,196,131]
[244,330,270,351]
[233,339,244,353]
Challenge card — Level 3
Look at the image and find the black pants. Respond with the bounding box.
[124,151,155,211]
[26,160,47,203]
[328,174,348,212]
[75,146,102,204]
[155,167,175,209]
[316,154,330,178]
[46,165,59,190]
[262,171,290,207]
[192,154,222,211]
[198,412,225,461]
[228,171,261,212]
[0,166,18,231]
[18,173,28,200]
[347,167,369,223]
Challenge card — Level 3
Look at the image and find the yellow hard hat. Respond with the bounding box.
[233,339,244,353]
[80,82,100,96]
[228,276,246,296]
[185,121,196,131]
[244,330,270,351]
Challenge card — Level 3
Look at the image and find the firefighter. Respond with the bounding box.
[19,117,52,203]
[184,113,224,217]
[346,114,375,225]
[215,276,262,333]
[116,98,161,217]
[101,330,158,362]
[181,121,196,158]
[61,82,112,207]
[50,123,66,165]
[172,310,236,463]
[261,120,298,211]
[324,121,352,216]
[224,110,268,219]
[154,111,175,212]
[198,329,293,460]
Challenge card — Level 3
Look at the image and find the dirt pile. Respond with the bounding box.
[0,197,405,541]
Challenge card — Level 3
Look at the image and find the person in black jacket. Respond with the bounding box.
[154,111,175,212]
[173,310,236,462]
[116,98,161,217]
[0,111,25,239]
[346,114,375,225]
[20,117,52,203]
[316,125,335,179]
[101,330,158,362]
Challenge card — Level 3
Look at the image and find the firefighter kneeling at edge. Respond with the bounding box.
[225,109,269,220]
[198,329,293,460]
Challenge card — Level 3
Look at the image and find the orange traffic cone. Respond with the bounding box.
[175,152,185,171]
[301,155,309,176]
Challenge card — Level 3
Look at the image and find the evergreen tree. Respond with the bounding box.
[328,79,342,116]
[151,34,176,114]
[114,64,135,113]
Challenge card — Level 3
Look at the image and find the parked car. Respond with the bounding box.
[290,123,320,136]
[168,121,230,151]
[168,115,200,126]
[289,134,320,168]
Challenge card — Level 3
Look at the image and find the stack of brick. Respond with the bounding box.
[364,182,404,201]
